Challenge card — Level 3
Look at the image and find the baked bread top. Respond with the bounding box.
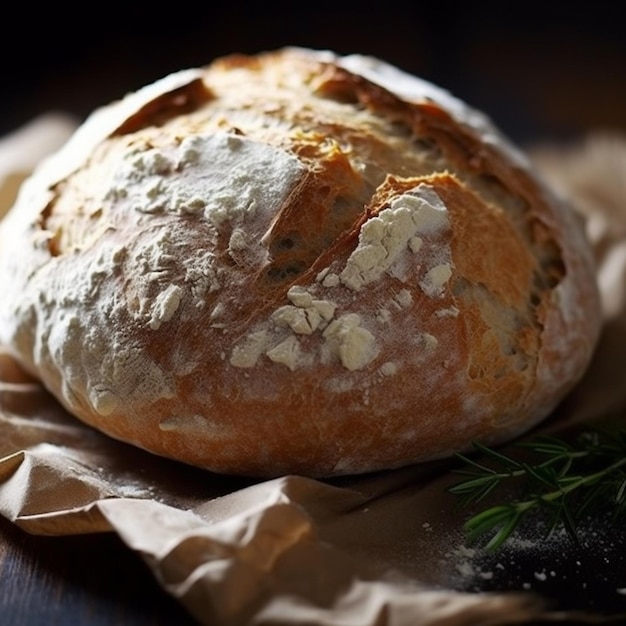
[0,48,602,477]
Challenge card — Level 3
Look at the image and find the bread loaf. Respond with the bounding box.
[0,48,602,477]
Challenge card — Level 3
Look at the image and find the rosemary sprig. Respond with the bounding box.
[448,427,626,551]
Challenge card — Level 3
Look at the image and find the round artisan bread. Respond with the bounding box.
[0,47,602,477]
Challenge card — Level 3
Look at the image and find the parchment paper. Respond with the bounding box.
[1,117,626,626]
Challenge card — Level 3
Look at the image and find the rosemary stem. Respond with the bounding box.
[516,455,626,510]
[492,450,590,482]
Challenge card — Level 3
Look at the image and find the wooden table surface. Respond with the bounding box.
[0,515,198,626]
[3,507,626,626]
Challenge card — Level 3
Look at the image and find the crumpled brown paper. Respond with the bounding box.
[1,118,626,626]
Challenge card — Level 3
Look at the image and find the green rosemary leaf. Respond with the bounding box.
[447,425,626,551]
[448,474,505,509]
[614,478,626,520]
[484,508,525,552]
[452,452,500,475]
[559,499,580,542]
[556,455,574,478]
[448,474,496,495]
[463,504,515,541]
[616,477,626,504]
[463,504,528,551]
[517,435,573,456]
[522,462,560,489]
[470,441,524,471]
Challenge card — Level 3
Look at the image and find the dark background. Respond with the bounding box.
[1,2,625,149]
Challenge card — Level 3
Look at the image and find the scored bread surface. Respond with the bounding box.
[0,48,602,476]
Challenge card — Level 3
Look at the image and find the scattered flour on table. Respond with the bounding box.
[438,515,626,609]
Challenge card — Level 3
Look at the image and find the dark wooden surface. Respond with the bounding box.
[2,508,625,625]
[0,515,198,625]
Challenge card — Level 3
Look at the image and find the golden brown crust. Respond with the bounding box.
[0,48,602,476]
